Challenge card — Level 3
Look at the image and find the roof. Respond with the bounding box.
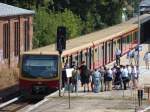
[24,14,150,56]
[0,3,34,17]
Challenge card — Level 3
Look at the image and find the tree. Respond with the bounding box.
[33,8,83,48]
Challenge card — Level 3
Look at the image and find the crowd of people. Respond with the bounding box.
[62,47,150,93]
[62,62,140,93]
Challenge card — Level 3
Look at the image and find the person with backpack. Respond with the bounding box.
[105,68,113,91]
[71,66,79,92]
[79,61,90,92]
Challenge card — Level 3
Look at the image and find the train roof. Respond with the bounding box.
[23,14,150,56]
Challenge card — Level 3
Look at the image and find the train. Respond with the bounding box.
[18,14,147,98]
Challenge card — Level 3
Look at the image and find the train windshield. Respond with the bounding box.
[22,55,58,79]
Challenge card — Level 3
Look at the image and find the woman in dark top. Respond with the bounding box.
[114,67,122,89]
[79,61,90,92]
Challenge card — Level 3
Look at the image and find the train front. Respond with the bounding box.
[19,53,59,98]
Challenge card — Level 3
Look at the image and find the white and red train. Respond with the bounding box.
[19,15,148,98]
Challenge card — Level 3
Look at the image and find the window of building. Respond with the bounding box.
[24,20,30,51]
[3,23,10,59]
[14,22,20,56]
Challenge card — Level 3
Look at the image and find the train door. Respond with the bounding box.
[132,31,138,48]
[89,48,92,69]
[108,40,113,62]
[94,46,97,68]
[98,44,103,67]
[116,38,122,55]
[85,48,90,69]
[89,47,95,70]
[79,51,83,66]
[105,42,107,64]
[106,42,109,63]
[112,39,116,60]
[69,55,72,67]
[102,43,105,65]
[62,55,69,68]
[107,40,113,63]
[82,50,88,67]
[122,36,127,54]
[72,52,78,67]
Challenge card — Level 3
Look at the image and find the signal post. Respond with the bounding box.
[56,26,66,96]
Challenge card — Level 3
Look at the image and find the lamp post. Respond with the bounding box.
[137,0,141,67]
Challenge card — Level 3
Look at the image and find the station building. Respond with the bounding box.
[0,3,34,70]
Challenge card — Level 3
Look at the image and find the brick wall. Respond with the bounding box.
[0,15,33,71]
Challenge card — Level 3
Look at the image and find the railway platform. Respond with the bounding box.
[19,43,150,112]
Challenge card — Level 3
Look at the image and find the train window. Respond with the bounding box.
[75,55,78,60]
[69,55,72,67]
[22,55,58,79]
[82,51,87,64]
[133,31,138,42]
[72,54,78,66]
[89,48,92,69]
[99,45,103,66]
[79,51,82,65]
[117,39,120,49]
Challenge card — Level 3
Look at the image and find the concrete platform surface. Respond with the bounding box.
[18,43,150,112]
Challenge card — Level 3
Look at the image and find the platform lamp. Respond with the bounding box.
[56,26,66,96]
[137,0,142,67]
[136,0,144,109]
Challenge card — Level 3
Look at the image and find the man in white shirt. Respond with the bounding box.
[143,52,150,69]
[122,66,129,90]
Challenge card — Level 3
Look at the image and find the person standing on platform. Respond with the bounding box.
[143,52,150,69]
[131,65,138,89]
[127,50,134,65]
[79,61,90,92]
[62,60,69,87]
[133,49,139,66]
[72,66,79,92]
[115,48,121,66]
[92,68,101,93]
[99,66,105,92]
[106,68,113,91]
[121,66,129,90]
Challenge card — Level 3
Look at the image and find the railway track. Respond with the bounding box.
[0,97,42,112]
[0,97,29,112]
[0,101,28,112]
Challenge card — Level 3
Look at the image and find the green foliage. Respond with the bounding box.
[2,0,130,48]
[33,8,83,48]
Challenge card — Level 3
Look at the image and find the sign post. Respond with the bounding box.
[66,68,74,109]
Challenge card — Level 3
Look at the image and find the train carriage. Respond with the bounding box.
[19,15,148,98]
